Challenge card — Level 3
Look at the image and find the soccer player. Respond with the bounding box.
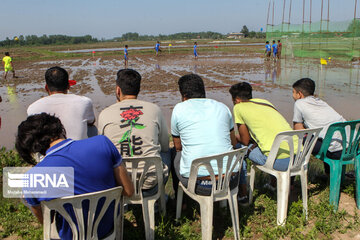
[277,40,282,59]
[194,42,198,59]
[272,40,278,62]
[2,52,16,79]
[155,41,161,56]
[265,41,271,61]
[124,45,129,69]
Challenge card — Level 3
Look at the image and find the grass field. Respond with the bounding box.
[1,147,359,240]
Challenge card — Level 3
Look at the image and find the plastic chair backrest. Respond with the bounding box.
[41,186,123,240]
[317,120,360,162]
[122,156,163,201]
[264,128,322,171]
[187,147,247,198]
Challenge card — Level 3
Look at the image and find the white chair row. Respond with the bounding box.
[40,128,322,239]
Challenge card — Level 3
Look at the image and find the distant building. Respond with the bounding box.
[227,32,244,39]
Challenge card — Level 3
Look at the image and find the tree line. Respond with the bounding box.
[0,35,98,47]
[113,31,226,41]
[0,28,265,47]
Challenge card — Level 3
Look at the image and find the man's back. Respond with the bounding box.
[25,135,121,239]
[293,96,346,151]
[3,56,11,66]
[233,98,293,158]
[27,93,95,140]
[98,99,169,157]
[98,99,169,189]
[171,98,234,177]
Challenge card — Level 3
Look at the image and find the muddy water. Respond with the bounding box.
[0,52,359,149]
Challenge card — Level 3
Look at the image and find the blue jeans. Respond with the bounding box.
[247,143,290,171]
[236,143,291,185]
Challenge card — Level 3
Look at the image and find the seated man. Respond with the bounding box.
[16,113,134,239]
[27,66,96,140]
[98,69,170,191]
[171,74,237,196]
[229,82,297,188]
[292,78,346,175]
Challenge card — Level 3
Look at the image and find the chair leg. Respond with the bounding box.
[356,158,360,209]
[176,185,184,219]
[199,198,214,240]
[119,203,125,240]
[228,190,240,240]
[300,171,308,220]
[329,162,342,211]
[43,208,51,240]
[142,198,156,240]
[276,173,290,226]
[160,185,166,216]
[249,165,256,204]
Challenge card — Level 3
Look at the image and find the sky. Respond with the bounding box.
[1,0,356,40]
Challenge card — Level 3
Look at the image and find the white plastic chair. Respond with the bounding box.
[249,128,322,226]
[175,148,247,240]
[41,186,123,240]
[122,156,166,240]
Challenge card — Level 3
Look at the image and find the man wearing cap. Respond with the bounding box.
[27,66,95,140]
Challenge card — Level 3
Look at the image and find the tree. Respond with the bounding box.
[241,25,249,38]
[347,19,360,37]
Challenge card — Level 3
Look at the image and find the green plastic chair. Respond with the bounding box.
[315,120,360,210]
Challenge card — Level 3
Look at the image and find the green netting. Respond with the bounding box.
[266,19,360,61]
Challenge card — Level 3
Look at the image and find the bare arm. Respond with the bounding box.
[293,122,305,130]
[230,130,237,148]
[173,136,182,152]
[238,123,251,146]
[114,162,134,197]
[30,205,43,224]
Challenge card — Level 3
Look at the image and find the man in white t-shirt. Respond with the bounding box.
[292,78,346,174]
[27,66,95,140]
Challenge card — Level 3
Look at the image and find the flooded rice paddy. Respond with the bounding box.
[0,52,359,149]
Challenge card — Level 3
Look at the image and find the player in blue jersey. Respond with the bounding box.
[265,41,271,61]
[155,41,161,56]
[272,40,278,62]
[124,45,129,68]
[194,42,198,59]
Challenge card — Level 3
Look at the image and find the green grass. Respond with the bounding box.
[1,149,359,239]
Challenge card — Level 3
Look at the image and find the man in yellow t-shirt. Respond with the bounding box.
[2,52,16,79]
[229,82,297,183]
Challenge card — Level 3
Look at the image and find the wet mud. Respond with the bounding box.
[0,51,359,149]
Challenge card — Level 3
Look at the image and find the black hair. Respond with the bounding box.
[229,82,252,101]
[278,40,281,42]
[194,42,197,44]
[45,66,69,92]
[292,78,315,96]
[273,40,276,43]
[266,41,269,44]
[5,52,10,56]
[125,45,128,48]
[178,74,206,99]
[15,113,66,165]
[116,69,141,95]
